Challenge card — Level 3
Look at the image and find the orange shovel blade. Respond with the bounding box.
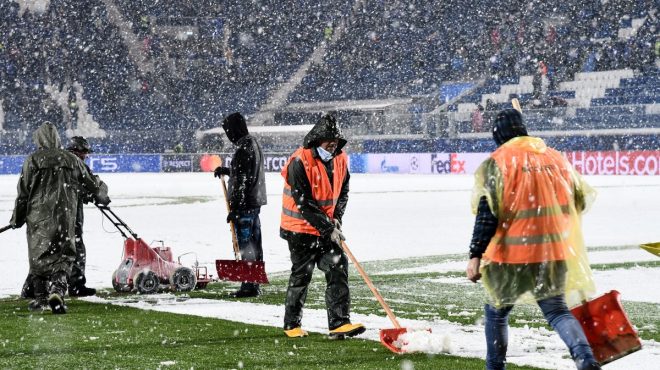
[570,290,642,364]
[216,260,269,284]
[380,328,409,353]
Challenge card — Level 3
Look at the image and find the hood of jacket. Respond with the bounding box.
[32,122,61,149]
[492,109,527,146]
[222,112,249,144]
[303,114,347,151]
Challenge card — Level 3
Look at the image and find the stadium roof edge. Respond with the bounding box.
[284,98,413,112]
[457,127,660,139]
[195,124,315,140]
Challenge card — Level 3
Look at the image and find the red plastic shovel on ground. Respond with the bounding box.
[340,240,425,353]
[215,176,268,284]
[570,290,642,365]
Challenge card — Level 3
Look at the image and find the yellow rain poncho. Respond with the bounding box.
[472,136,596,307]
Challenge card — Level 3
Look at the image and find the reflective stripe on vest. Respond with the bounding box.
[280,147,347,235]
[484,141,574,264]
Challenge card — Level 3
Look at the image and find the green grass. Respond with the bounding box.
[0,299,535,370]
[190,253,660,341]
[1,251,657,369]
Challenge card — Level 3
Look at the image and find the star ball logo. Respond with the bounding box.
[410,156,419,172]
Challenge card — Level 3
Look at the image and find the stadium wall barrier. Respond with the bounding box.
[0,151,658,175]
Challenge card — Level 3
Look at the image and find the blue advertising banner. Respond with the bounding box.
[348,154,367,174]
[87,155,161,173]
[0,156,26,175]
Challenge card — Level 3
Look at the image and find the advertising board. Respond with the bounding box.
[87,155,161,173]
[566,151,659,175]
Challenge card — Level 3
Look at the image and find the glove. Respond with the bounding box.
[333,219,342,230]
[95,194,111,206]
[95,195,111,206]
[214,166,231,178]
[329,226,345,247]
[82,193,95,204]
[226,210,240,224]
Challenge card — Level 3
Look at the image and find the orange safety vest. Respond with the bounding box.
[280,147,348,236]
[484,142,573,264]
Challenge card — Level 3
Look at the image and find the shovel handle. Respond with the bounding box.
[220,176,241,261]
[340,241,401,329]
[512,98,522,113]
[0,225,13,234]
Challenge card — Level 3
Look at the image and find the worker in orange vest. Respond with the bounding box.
[466,109,601,370]
[280,113,365,339]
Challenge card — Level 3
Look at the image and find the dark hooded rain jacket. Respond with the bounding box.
[224,117,267,210]
[10,123,109,277]
[280,114,350,240]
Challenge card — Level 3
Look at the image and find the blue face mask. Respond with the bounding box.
[317,146,333,162]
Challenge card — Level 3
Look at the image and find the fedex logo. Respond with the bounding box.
[431,153,451,174]
[450,153,466,174]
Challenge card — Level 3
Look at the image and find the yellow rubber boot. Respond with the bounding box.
[328,323,366,339]
[284,327,309,338]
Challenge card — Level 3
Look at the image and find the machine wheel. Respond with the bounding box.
[111,270,126,293]
[134,271,159,294]
[170,267,197,292]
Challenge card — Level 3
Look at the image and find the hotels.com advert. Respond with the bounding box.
[566,151,660,175]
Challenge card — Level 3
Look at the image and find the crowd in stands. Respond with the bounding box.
[0,0,658,156]
[291,0,657,103]
[487,0,657,82]
[114,0,350,130]
[0,0,146,153]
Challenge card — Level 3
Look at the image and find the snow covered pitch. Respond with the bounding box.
[1,173,659,369]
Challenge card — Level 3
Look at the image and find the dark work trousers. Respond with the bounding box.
[21,201,86,298]
[22,262,73,299]
[69,208,87,289]
[234,208,263,292]
[30,270,68,300]
[283,236,350,330]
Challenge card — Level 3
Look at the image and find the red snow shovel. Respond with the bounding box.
[215,176,268,284]
[340,240,427,353]
[570,290,642,365]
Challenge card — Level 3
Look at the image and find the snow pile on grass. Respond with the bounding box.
[396,329,452,354]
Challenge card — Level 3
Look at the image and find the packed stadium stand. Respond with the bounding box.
[0,0,658,155]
